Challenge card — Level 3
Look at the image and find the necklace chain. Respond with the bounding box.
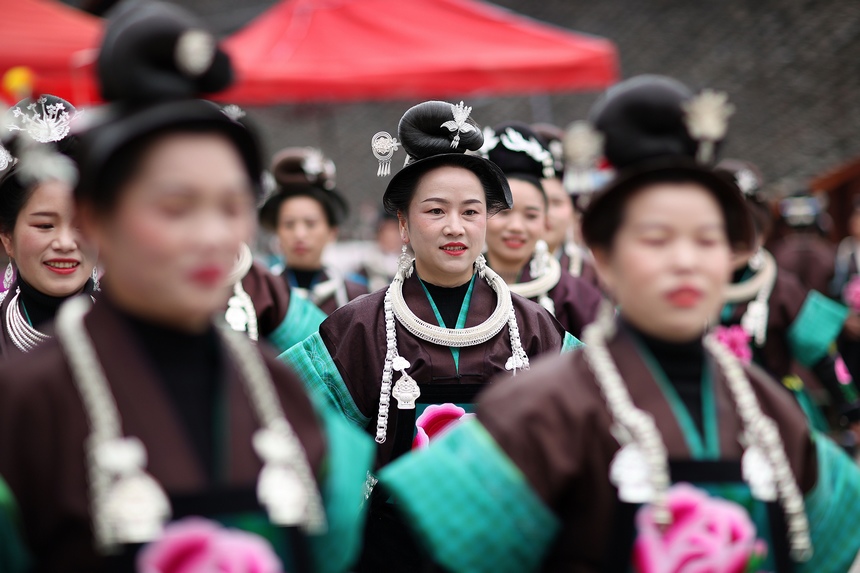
[583,304,811,562]
[5,288,50,352]
[54,297,326,551]
[374,255,529,443]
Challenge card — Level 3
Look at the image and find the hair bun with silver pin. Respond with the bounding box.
[97,0,233,103]
[398,100,483,161]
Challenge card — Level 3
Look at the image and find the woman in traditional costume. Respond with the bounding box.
[716,159,860,434]
[259,147,368,316]
[283,100,578,572]
[379,75,860,573]
[0,96,98,357]
[482,122,603,338]
[0,3,372,572]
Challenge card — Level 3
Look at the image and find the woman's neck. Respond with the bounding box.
[17,275,88,329]
[486,253,526,284]
[413,258,474,288]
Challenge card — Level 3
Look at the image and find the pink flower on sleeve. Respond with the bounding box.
[412,403,475,450]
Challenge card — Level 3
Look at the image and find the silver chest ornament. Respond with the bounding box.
[609,441,655,504]
[742,444,777,501]
[95,437,172,544]
[225,296,250,332]
[253,427,310,526]
[391,356,420,409]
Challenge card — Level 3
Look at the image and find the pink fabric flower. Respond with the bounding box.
[714,325,753,365]
[412,403,474,450]
[633,483,767,573]
[836,355,853,385]
[137,517,283,573]
[844,277,860,313]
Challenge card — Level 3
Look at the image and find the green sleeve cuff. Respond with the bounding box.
[309,407,376,573]
[0,477,30,573]
[279,333,370,429]
[562,331,584,353]
[799,432,860,573]
[788,291,849,367]
[267,291,327,353]
[379,419,560,573]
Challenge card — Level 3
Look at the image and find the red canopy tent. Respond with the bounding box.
[221,0,619,104]
[0,0,102,106]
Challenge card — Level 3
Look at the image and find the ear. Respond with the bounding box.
[76,202,106,256]
[397,211,410,245]
[0,232,13,259]
[328,227,339,244]
[590,245,615,295]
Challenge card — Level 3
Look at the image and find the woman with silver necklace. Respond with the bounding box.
[715,158,860,438]
[481,121,603,339]
[258,147,368,316]
[0,95,98,358]
[379,76,860,573]
[283,99,579,572]
[0,3,373,572]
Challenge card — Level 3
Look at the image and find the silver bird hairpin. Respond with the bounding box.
[440,101,477,149]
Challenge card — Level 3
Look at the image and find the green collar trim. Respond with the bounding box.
[419,274,477,372]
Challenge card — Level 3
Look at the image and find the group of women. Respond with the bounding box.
[0,2,859,573]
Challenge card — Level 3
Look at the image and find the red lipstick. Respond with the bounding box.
[43,259,80,276]
[440,242,467,256]
[189,266,225,287]
[666,286,703,308]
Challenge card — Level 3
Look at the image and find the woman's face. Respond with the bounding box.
[486,178,548,270]
[400,165,487,288]
[277,196,336,270]
[542,177,573,252]
[592,182,732,342]
[85,132,255,332]
[1,180,97,297]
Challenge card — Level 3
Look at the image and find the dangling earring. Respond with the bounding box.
[748,249,763,272]
[474,253,487,278]
[91,266,100,292]
[397,244,413,278]
[3,262,13,291]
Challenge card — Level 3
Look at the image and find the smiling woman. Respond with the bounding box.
[281,99,580,573]
[0,95,98,357]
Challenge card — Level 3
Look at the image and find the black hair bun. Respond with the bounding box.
[398,101,484,160]
[590,75,698,170]
[98,0,233,103]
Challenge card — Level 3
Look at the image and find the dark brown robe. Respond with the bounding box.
[559,249,603,292]
[281,268,369,316]
[237,260,292,338]
[319,271,568,465]
[476,324,817,572]
[519,263,603,338]
[0,298,326,573]
[771,234,836,296]
[723,269,815,380]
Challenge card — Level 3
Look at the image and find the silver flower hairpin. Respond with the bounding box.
[221,104,246,122]
[683,89,735,164]
[8,96,82,144]
[440,101,477,149]
[371,131,400,177]
[477,126,499,158]
[500,127,555,178]
[0,144,14,172]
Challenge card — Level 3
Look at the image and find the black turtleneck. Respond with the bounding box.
[17,276,93,330]
[623,320,707,434]
[732,264,751,284]
[422,278,472,329]
[288,268,324,290]
[115,299,223,481]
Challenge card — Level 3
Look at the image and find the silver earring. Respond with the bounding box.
[3,262,13,290]
[397,244,413,278]
[91,266,100,292]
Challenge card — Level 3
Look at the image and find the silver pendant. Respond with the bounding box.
[225,296,250,332]
[609,443,654,504]
[253,428,310,527]
[505,355,525,372]
[742,445,777,501]
[392,372,420,409]
[741,299,768,345]
[95,437,171,544]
